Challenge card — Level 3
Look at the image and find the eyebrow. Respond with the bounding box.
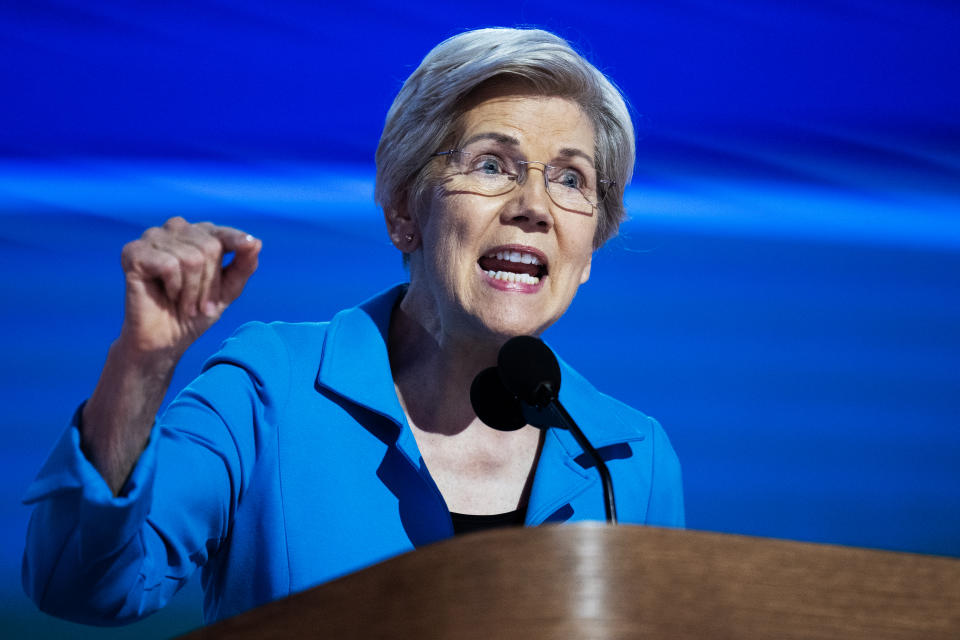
[460,132,520,148]
[460,132,595,165]
[557,147,595,164]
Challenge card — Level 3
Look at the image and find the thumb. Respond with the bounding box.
[219,232,262,305]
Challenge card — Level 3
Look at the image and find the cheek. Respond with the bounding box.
[566,219,598,269]
[422,198,478,275]
[428,194,489,249]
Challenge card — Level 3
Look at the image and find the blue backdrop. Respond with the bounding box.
[2,1,958,637]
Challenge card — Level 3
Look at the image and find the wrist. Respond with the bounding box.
[112,330,185,374]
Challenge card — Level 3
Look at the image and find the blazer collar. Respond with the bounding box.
[314,283,644,482]
[314,284,423,462]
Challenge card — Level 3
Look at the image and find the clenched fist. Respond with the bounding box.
[81,217,261,493]
[118,216,262,358]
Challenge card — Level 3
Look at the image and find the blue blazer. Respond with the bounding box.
[23,284,684,625]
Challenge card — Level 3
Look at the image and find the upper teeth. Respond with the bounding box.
[492,250,542,265]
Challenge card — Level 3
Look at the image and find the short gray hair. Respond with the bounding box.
[375,27,635,248]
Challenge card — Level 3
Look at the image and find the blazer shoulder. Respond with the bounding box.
[199,320,332,390]
[208,320,330,361]
[599,391,666,443]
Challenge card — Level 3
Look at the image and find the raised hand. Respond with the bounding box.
[118,216,262,358]
[82,217,261,494]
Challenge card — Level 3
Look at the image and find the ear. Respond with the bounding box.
[384,198,421,253]
[578,253,592,284]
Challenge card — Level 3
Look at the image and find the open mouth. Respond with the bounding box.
[477,247,549,286]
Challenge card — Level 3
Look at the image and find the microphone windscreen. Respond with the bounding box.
[470,367,527,431]
[497,336,561,407]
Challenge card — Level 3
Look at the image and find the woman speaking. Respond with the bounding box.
[23,27,684,625]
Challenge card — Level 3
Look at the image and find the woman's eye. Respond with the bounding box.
[472,155,503,174]
[556,169,583,189]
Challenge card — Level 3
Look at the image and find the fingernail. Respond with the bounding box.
[244,234,256,243]
[204,301,217,316]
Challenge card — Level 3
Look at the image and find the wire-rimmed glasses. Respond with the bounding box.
[432,149,612,215]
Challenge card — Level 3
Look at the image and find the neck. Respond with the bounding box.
[388,288,503,436]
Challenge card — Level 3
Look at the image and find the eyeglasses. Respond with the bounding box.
[432,149,612,216]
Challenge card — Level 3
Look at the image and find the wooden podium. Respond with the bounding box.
[186,524,960,639]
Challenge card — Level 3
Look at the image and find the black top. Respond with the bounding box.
[450,508,526,536]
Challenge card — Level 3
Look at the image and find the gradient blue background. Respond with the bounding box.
[2,1,959,637]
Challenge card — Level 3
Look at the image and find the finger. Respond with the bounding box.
[204,258,222,318]
[162,216,189,231]
[218,232,262,304]
[207,224,259,254]
[139,224,201,316]
[176,224,224,317]
[121,239,184,302]
[164,242,204,318]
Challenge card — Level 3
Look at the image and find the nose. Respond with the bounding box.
[501,163,554,232]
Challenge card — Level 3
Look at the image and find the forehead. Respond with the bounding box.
[457,85,596,159]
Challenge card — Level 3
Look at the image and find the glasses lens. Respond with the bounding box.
[543,165,598,214]
[445,152,515,196]
[440,151,603,213]
[546,182,597,214]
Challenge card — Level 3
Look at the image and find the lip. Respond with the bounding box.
[478,264,545,293]
[477,244,548,294]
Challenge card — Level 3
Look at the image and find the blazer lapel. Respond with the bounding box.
[314,284,425,468]
[525,353,648,525]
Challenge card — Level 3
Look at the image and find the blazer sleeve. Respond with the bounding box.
[645,416,686,528]
[21,322,290,625]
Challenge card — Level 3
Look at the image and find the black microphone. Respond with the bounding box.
[469,367,526,432]
[472,336,618,524]
[470,365,557,432]
[496,336,561,408]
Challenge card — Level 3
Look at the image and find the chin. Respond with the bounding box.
[472,305,555,341]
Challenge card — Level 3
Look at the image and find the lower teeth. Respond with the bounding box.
[486,270,540,285]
